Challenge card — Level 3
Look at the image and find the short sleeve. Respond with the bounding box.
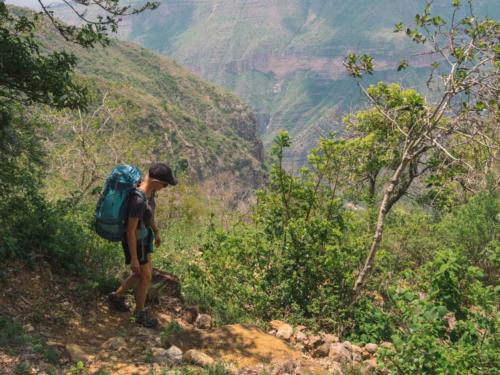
[128,194,146,218]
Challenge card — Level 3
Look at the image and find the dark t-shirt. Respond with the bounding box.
[128,192,156,228]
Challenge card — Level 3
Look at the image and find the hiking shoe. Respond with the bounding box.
[135,309,158,329]
[107,292,130,312]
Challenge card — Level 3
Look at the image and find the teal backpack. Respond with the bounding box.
[95,165,147,242]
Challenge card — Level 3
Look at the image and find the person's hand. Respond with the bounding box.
[154,231,161,248]
[131,258,140,274]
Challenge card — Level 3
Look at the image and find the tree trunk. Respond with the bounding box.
[353,158,409,293]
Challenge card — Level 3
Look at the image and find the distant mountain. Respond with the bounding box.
[9,5,266,198]
[49,0,500,161]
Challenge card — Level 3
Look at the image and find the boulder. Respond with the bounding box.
[270,320,287,330]
[195,314,213,330]
[276,324,293,341]
[363,357,377,370]
[295,331,307,343]
[364,343,378,354]
[165,345,183,364]
[183,349,215,367]
[65,344,93,363]
[329,343,352,364]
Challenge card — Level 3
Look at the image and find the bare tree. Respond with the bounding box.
[344,0,499,294]
[36,0,158,47]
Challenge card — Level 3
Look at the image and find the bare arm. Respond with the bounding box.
[127,217,140,273]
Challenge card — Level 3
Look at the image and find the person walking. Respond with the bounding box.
[107,163,177,328]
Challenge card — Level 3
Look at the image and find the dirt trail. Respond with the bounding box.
[0,261,322,374]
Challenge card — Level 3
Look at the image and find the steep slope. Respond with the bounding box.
[48,0,499,160]
[9,5,266,198]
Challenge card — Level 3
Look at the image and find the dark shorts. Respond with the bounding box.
[122,228,154,265]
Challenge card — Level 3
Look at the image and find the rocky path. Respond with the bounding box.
[0,261,382,374]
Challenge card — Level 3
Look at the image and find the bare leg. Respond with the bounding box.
[114,273,140,296]
[134,254,152,312]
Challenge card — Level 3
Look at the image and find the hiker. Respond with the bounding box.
[107,163,177,328]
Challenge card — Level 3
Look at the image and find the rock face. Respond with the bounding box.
[183,349,215,367]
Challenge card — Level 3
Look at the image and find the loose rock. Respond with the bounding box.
[276,324,293,341]
[270,320,287,330]
[24,324,35,333]
[101,337,127,351]
[295,331,307,343]
[152,347,169,363]
[363,357,377,370]
[65,344,93,363]
[165,345,183,364]
[195,314,213,329]
[183,349,215,367]
[329,343,352,364]
[365,343,378,354]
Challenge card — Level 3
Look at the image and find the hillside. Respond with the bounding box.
[10,5,266,200]
[49,0,500,160]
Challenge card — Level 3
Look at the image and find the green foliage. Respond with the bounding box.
[0,314,29,353]
[0,314,60,366]
[379,264,498,374]
[160,321,183,346]
[174,133,365,331]
[0,4,87,109]
[349,297,394,344]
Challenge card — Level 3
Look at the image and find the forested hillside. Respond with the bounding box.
[52,0,500,161]
[17,5,266,200]
[1,1,498,374]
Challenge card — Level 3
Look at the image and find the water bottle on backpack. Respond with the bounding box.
[95,165,146,241]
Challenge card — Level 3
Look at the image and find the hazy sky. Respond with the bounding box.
[5,0,64,10]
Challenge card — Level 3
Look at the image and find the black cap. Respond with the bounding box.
[149,163,177,186]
